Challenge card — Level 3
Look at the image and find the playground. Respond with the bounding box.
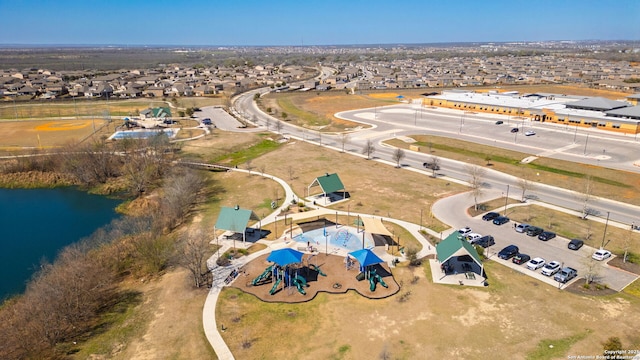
[233,251,399,302]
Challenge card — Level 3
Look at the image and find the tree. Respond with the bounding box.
[161,168,204,230]
[582,251,601,285]
[580,175,596,219]
[281,112,288,121]
[392,148,405,168]
[258,164,266,177]
[245,159,254,174]
[175,226,212,288]
[362,139,376,160]
[265,117,272,130]
[429,155,440,178]
[340,133,350,153]
[466,165,486,211]
[275,120,284,134]
[288,165,295,180]
[516,176,534,202]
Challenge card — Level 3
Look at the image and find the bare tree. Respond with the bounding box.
[580,175,596,219]
[516,176,535,202]
[175,226,213,288]
[582,251,601,285]
[275,120,283,134]
[466,165,486,211]
[340,133,350,153]
[265,117,272,130]
[429,155,440,178]
[362,139,376,160]
[288,165,295,180]
[392,148,405,168]
[161,168,204,230]
[245,159,254,174]
[258,164,266,177]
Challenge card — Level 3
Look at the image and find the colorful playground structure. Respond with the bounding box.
[368,268,388,292]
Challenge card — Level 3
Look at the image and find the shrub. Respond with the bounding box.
[603,336,622,351]
[404,246,421,266]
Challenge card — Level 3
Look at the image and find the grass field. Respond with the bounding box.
[386,135,640,207]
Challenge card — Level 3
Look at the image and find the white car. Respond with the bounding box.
[465,233,482,243]
[526,257,546,270]
[541,261,561,276]
[515,223,530,233]
[457,227,472,235]
[525,130,536,136]
[592,249,612,261]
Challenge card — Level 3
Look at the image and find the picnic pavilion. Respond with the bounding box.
[307,173,347,205]
[432,232,486,286]
[214,205,261,246]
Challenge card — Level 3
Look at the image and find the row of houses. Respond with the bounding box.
[331,54,640,92]
[0,63,316,100]
[424,90,640,134]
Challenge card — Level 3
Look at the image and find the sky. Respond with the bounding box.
[0,0,638,46]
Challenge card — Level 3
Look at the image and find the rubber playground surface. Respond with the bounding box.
[232,252,400,302]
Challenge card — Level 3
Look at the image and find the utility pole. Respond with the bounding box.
[504,185,510,216]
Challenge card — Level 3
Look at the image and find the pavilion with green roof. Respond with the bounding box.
[307,173,347,205]
[435,232,484,282]
[214,205,260,246]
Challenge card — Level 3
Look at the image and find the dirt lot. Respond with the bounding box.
[0,119,111,150]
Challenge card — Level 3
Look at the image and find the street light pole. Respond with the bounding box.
[583,134,589,155]
[504,185,510,216]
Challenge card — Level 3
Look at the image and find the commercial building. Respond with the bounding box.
[424,90,640,134]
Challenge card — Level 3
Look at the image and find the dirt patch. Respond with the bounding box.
[607,257,640,275]
[564,278,618,296]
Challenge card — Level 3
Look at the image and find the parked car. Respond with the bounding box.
[554,267,578,283]
[498,245,519,260]
[512,253,530,265]
[482,212,500,221]
[510,128,519,133]
[592,249,612,261]
[493,216,510,225]
[525,130,536,136]
[202,118,212,125]
[465,233,482,243]
[541,261,561,276]
[474,235,495,248]
[457,226,472,235]
[526,257,546,270]
[568,239,584,250]
[526,226,544,237]
[423,162,440,170]
[538,231,556,241]
[515,223,530,233]
[495,120,504,125]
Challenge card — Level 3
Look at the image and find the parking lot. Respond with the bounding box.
[432,190,638,291]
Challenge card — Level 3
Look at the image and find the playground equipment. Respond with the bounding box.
[252,265,274,286]
[269,278,282,295]
[368,269,388,291]
[311,264,326,276]
[292,274,308,295]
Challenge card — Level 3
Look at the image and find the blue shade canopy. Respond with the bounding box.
[348,248,384,267]
[267,248,304,266]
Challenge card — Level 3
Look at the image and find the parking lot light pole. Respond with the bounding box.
[601,211,610,249]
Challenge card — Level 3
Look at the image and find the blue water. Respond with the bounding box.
[109,128,178,140]
[293,226,373,251]
[0,188,122,300]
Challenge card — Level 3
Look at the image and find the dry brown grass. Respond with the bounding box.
[0,119,111,150]
[244,140,462,232]
[218,261,640,360]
